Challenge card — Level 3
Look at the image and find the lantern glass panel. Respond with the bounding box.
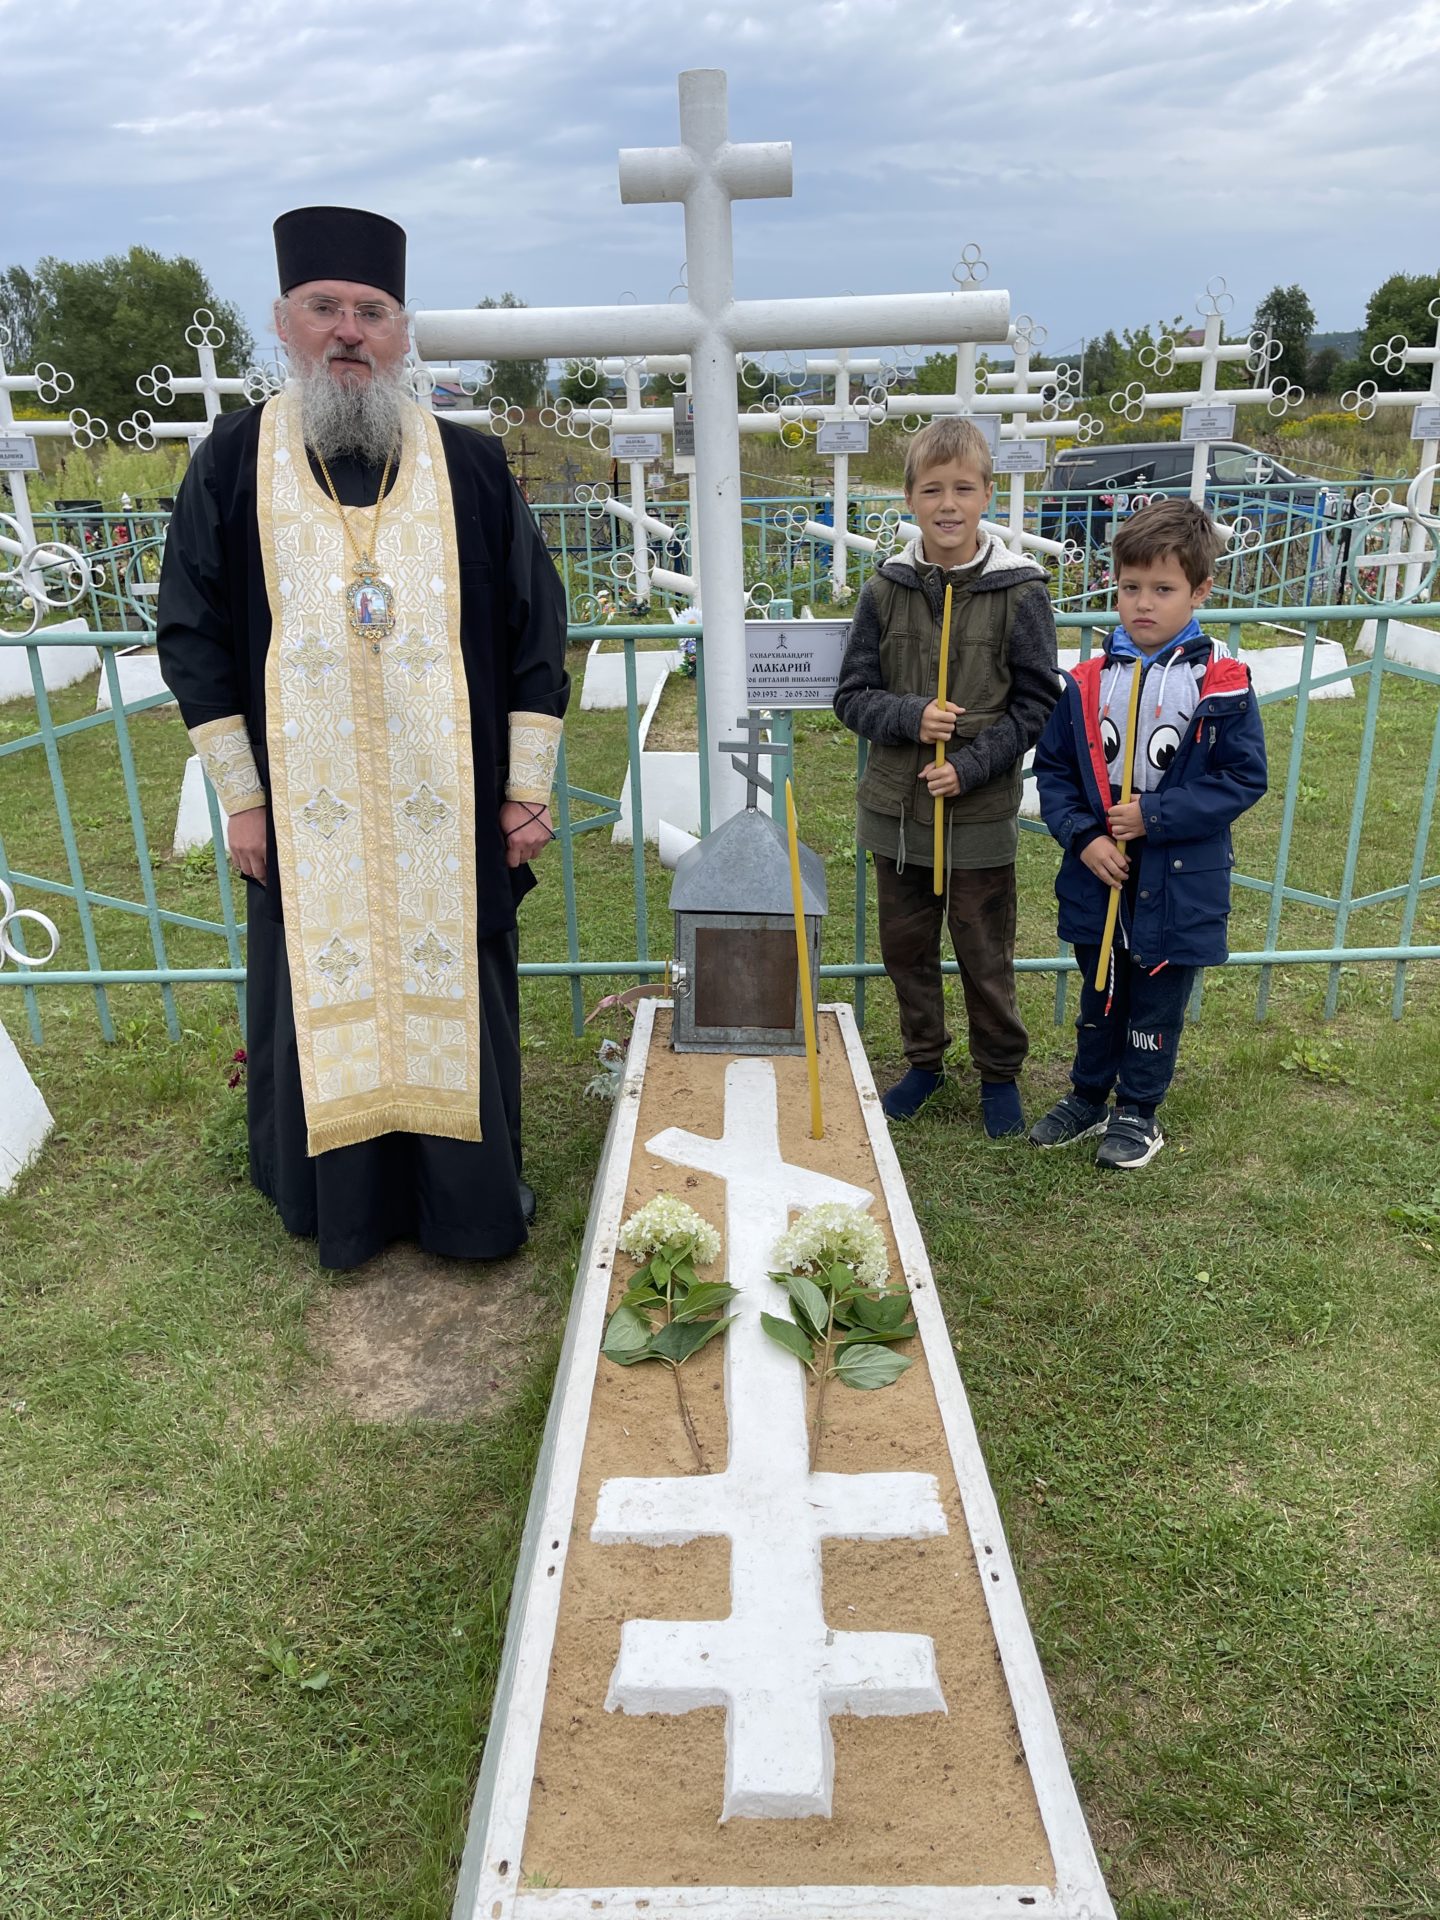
[693,927,798,1031]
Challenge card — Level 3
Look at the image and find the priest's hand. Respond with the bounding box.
[501,800,554,868]
[227,806,268,885]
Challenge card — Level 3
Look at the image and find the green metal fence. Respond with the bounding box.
[35,478,1424,629]
[3,593,1436,1043]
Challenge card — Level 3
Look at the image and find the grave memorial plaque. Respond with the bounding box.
[1181,402,1237,443]
[0,434,39,473]
[993,439,1047,474]
[744,620,849,710]
[817,420,869,456]
[613,431,665,462]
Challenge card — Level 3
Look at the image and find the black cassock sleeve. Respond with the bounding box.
[155,434,246,731]
[502,467,569,724]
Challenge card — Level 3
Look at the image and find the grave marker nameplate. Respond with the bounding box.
[744,619,849,709]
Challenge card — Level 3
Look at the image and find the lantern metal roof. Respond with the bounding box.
[667,806,827,919]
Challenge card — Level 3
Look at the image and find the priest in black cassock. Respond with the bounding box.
[157,206,569,1269]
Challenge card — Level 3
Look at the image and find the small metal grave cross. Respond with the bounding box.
[717,710,787,808]
[593,1056,947,1820]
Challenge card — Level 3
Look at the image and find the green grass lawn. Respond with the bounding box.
[1,648,1438,1918]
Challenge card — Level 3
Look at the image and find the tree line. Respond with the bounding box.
[3,249,1436,433]
[916,271,1439,404]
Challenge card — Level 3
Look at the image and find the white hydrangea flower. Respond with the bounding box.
[769,1202,889,1288]
[617,1193,721,1266]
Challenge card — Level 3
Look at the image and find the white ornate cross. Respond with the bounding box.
[1342,297,1440,599]
[120,307,283,452]
[1109,276,1302,505]
[0,329,105,613]
[415,69,1008,823]
[592,1056,947,1821]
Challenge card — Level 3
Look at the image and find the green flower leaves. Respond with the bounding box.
[834,1344,911,1390]
[602,1199,733,1472]
[761,1208,918,1467]
[759,1313,816,1365]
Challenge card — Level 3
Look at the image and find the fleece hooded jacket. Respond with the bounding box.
[833,536,1061,869]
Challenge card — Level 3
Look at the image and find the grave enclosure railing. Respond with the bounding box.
[30,475,1419,629]
[3,573,1436,1043]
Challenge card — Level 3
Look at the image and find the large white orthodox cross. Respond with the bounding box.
[414,68,1008,822]
[592,1056,947,1821]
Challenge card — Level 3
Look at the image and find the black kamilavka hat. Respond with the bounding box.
[274,205,406,305]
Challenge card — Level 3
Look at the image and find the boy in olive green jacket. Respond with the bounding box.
[834,417,1060,1131]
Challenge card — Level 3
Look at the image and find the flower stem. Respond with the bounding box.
[662,1260,707,1474]
[671,1363,707,1474]
[809,1295,837,1471]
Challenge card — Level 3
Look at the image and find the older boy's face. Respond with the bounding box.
[1115,552,1212,653]
[905,457,994,568]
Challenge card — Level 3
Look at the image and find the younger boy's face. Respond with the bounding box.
[1115,552,1213,653]
[905,457,994,568]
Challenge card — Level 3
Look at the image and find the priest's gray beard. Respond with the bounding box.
[295,347,408,466]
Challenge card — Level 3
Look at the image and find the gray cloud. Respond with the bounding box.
[4,0,1436,380]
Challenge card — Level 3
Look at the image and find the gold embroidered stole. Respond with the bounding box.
[258,391,481,1156]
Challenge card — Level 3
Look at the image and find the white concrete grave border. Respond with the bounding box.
[0,618,99,703]
[94,644,174,712]
[451,997,1114,1920]
[611,667,703,844]
[1356,616,1440,674]
[579,637,681,712]
[0,1013,54,1194]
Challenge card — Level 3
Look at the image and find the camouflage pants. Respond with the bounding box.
[873,855,1029,1080]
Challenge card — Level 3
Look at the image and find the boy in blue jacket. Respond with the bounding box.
[1030,498,1267,1168]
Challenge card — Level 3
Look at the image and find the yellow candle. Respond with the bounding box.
[785,778,824,1140]
[1094,658,1145,991]
[932,582,954,896]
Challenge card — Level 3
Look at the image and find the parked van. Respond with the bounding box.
[1038,441,1334,548]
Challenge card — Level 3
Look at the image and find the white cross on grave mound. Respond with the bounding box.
[592,1055,948,1821]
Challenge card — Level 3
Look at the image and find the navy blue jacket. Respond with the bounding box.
[1033,642,1268,968]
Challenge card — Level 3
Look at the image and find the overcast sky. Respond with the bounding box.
[5,0,1437,367]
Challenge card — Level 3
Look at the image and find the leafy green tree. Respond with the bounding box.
[477,293,547,409]
[1306,345,1343,395]
[1254,283,1315,387]
[557,358,605,405]
[1357,270,1440,391]
[24,247,254,429]
[1080,331,1123,397]
[0,265,43,367]
[916,350,956,394]
[737,358,780,403]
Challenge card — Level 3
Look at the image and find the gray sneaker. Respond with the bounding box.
[1095,1105,1164,1170]
[1028,1093,1109,1149]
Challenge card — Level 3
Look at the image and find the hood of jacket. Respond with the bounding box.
[878,532,1047,599]
[1100,623,1229,677]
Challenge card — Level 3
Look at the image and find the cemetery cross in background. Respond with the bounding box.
[414,67,1009,824]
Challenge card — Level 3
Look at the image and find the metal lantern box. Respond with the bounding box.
[668,807,827,1054]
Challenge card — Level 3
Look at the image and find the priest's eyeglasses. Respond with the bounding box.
[292,296,405,335]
